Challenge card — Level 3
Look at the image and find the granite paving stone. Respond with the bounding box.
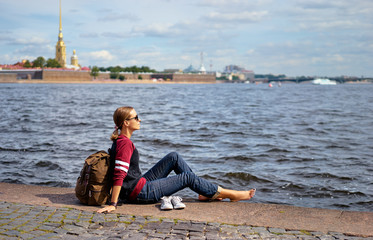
[115,222,129,229]
[205,232,220,239]
[73,220,90,228]
[269,227,287,233]
[299,235,316,240]
[0,201,372,240]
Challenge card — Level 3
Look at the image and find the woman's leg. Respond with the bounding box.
[137,152,256,203]
[198,188,256,202]
[136,171,218,202]
[142,152,193,181]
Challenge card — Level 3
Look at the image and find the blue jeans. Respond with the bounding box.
[134,152,218,203]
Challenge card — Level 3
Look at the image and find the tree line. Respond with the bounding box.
[22,56,62,68]
[90,65,156,80]
[19,56,156,74]
[96,65,156,73]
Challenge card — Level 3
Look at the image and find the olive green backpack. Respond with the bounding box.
[75,144,116,205]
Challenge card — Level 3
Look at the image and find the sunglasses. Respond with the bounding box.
[126,115,139,121]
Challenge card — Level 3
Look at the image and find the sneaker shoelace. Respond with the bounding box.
[160,196,173,210]
[172,196,183,202]
[161,196,171,203]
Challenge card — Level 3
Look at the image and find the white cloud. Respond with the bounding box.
[127,59,138,65]
[98,13,140,22]
[85,50,114,62]
[101,32,130,39]
[297,1,342,10]
[283,0,373,33]
[328,54,344,63]
[199,0,273,8]
[12,37,50,46]
[205,11,268,23]
[180,55,192,61]
[13,45,53,55]
[132,23,176,37]
[80,33,99,38]
[215,49,236,56]
[0,31,14,42]
[136,51,162,58]
[1,0,373,76]
[0,54,17,63]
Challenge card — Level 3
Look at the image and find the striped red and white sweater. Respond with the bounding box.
[113,135,146,201]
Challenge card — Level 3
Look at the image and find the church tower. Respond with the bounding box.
[55,0,66,67]
[71,50,79,67]
[199,52,206,74]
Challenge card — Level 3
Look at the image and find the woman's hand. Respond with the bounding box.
[97,205,116,213]
[97,186,121,213]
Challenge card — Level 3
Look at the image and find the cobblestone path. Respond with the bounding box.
[1,201,372,240]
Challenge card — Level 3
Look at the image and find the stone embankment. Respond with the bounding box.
[0,182,372,239]
[0,70,216,83]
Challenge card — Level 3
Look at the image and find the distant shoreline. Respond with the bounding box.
[0,79,218,84]
[1,79,372,84]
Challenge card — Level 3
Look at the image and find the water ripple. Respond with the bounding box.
[0,83,372,211]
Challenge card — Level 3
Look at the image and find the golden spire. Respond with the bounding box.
[58,0,63,40]
[56,0,66,67]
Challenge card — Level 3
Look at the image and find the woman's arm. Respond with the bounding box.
[97,186,121,213]
[97,138,134,213]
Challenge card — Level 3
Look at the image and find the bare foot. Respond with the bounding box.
[230,188,256,202]
[198,195,223,201]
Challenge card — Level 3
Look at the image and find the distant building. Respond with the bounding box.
[55,0,81,70]
[163,69,182,73]
[65,49,80,70]
[199,52,206,74]
[224,65,245,73]
[241,70,255,81]
[71,50,79,67]
[55,0,66,67]
[221,65,255,82]
[183,64,198,73]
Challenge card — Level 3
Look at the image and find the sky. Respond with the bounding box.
[0,0,372,77]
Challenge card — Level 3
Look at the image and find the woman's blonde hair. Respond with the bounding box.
[110,106,134,141]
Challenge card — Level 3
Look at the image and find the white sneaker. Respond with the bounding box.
[171,196,186,209]
[160,196,173,210]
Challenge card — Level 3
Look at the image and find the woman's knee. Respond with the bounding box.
[164,152,191,174]
[182,172,197,183]
[167,151,180,159]
[165,152,181,163]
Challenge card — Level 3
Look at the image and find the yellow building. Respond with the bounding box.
[71,50,79,67]
[55,0,66,67]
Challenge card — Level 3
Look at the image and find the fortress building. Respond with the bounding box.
[71,50,79,67]
[199,52,206,74]
[55,0,66,67]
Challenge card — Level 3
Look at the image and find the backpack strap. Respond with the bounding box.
[84,165,91,188]
[107,140,117,186]
[108,140,117,164]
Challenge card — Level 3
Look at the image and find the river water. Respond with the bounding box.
[0,83,372,212]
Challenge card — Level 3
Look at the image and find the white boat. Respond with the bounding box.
[312,78,337,85]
